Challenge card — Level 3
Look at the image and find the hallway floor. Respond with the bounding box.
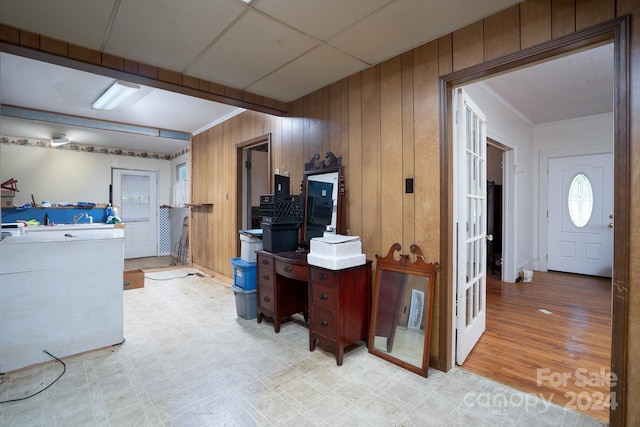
[0,268,605,426]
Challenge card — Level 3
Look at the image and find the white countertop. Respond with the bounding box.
[1,224,124,244]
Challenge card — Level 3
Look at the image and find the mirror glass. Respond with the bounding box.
[368,243,438,377]
[305,172,338,240]
[301,152,345,243]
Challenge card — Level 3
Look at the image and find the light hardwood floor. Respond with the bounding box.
[462,270,612,423]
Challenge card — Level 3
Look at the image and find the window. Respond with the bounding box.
[121,174,151,222]
[176,162,187,181]
[567,173,593,227]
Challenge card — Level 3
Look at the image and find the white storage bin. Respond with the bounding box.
[239,229,263,263]
[307,253,366,270]
[310,235,362,257]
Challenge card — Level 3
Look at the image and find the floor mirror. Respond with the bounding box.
[368,243,439,376]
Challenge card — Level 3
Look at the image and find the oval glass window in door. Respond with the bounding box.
[567,173,593,227]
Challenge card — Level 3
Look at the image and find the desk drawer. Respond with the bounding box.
[310,282,338,312]
[310,267,336,284]
[259,284,275,312]
[310,307,337,341]
[275,260,307,280]
[258,267,274,287]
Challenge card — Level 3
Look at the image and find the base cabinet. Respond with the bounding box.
[308,261,372,365]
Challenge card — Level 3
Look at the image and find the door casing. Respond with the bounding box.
[439,17,629,426]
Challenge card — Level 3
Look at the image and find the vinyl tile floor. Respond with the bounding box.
[0,268,606,426]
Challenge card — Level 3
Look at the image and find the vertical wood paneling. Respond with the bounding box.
[413,40,441,359]
[413,41,440,257]
[380,57,404,253]
[347,73,363,239]
[452,21,484,71]
[307,90,323,159]
[576,0,615,30]
[291,99,305,183]
[329,82,341,155]
[521,0,552,49]
[322,86,331,154]
[484,5,521,61]
[551,0,575,38]
[401,51,416,254]
[361,66,382,256]
[438,34,453,76]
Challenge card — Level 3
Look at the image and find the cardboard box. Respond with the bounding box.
[1,196,14,208]
[310,235,362,257]
[123,269,144,290]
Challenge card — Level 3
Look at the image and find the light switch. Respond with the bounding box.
[406,178,414,193]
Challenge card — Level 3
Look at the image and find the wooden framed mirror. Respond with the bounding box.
[300,151,346,244]
[368,243,439,377]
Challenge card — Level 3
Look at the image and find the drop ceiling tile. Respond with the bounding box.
[254,0,392,40]
[104,0,245,72]
[247,44,368,102]
[0,0,118,50]
[187,10,319,89]
[329,0,521,65]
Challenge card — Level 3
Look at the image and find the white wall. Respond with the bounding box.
[0,143,172,207]
[464,83,535,281]
[532,113,614,271]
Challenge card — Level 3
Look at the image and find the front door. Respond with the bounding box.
[454,89,488,364]
[112,169,158,259]
[547,153,613,277]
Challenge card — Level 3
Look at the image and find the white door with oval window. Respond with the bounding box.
[547,153,613,277]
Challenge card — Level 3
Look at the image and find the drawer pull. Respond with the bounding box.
[262,259,269,265]
[263,296,270,303]
[284,266,292,273]
[319,273,327,281]
[319,319,328,327]
[319,293,328,301]
[262,275,270,281]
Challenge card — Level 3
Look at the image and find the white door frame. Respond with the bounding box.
[486,137,517,283]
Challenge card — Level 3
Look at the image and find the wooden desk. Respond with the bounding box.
[256,250,372,365]
[256,250,309,333]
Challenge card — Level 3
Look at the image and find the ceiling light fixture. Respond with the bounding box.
[92,80,140,110]
[51,134,70,147]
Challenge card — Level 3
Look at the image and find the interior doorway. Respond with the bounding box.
[454,31,616,418]
[236,134,271,236]
[486,142,506,280]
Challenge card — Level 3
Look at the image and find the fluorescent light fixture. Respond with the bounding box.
[92,80,140,110]
[51,134,70,147]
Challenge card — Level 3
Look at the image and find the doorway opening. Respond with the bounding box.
[236,134,271,239]
[445,20,627,424]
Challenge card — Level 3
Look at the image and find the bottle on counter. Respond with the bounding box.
[43,213,49,226]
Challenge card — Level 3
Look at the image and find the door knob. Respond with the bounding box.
[487,234,494,242]
[608,223,614,228]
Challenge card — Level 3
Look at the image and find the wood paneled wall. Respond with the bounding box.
[193,1,637,424]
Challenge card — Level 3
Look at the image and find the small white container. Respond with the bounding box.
[310,235,362,257]
[239,229,263,263]
[307,253,366,270]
